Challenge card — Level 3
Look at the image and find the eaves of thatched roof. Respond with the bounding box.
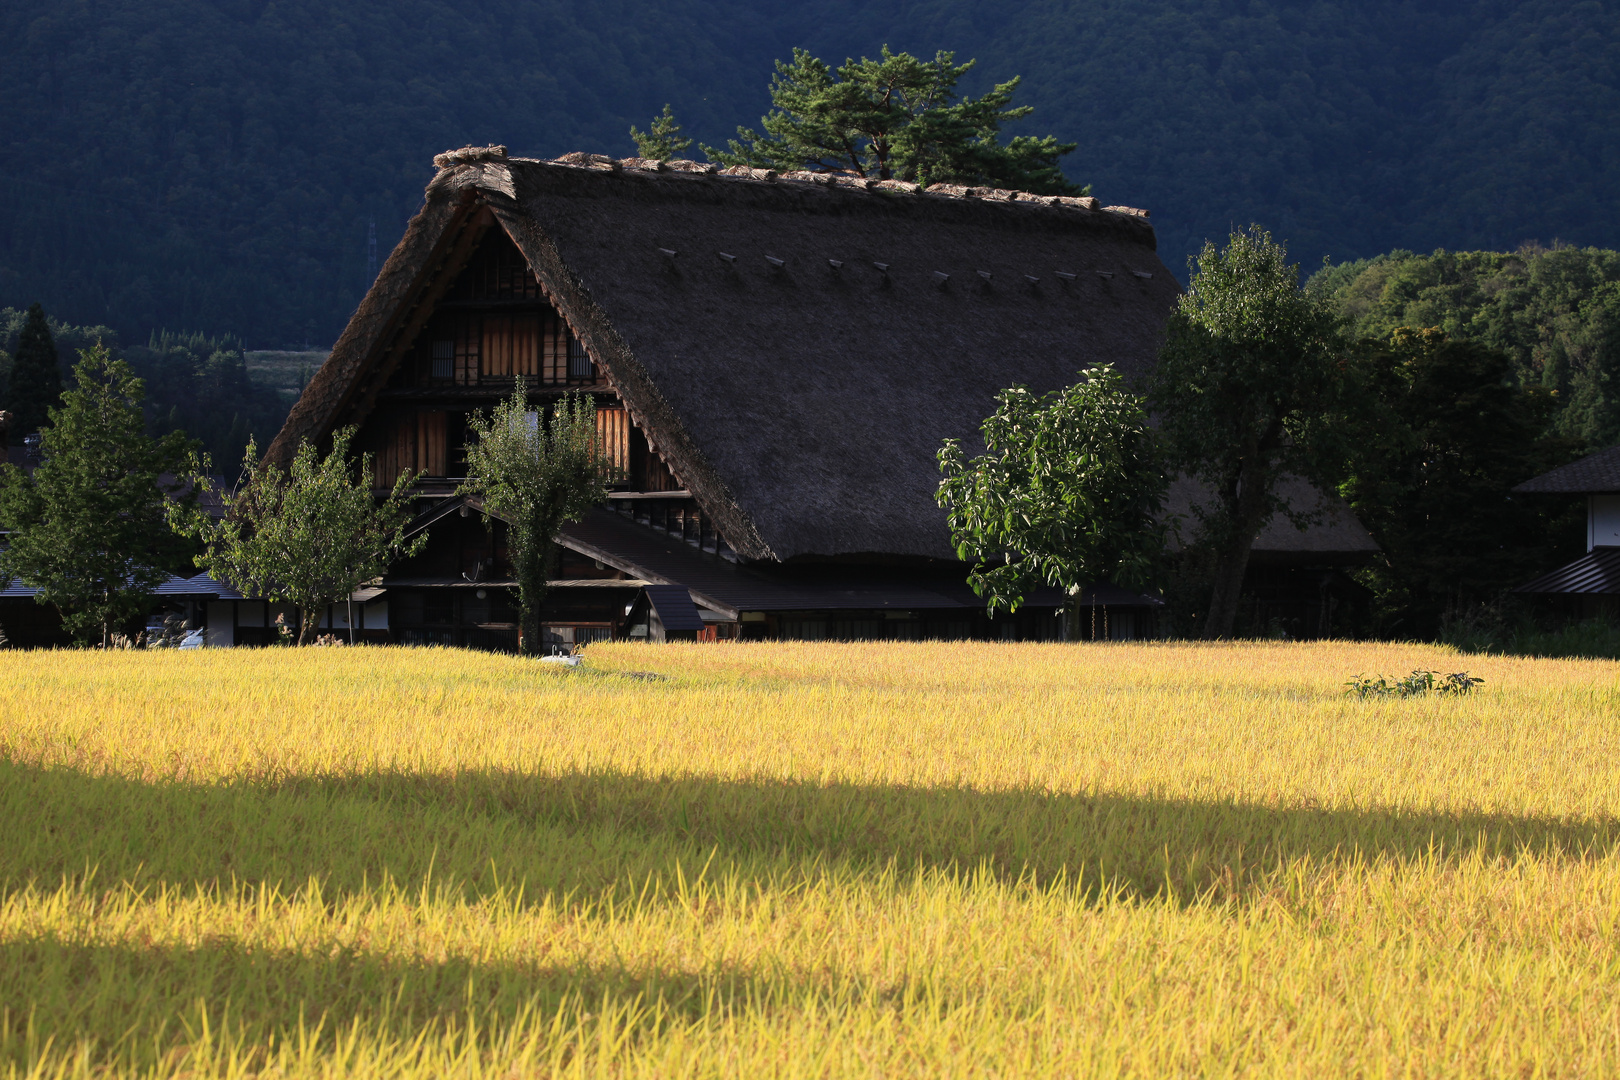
[1164,475,1378,560]
[273,146,1179,561]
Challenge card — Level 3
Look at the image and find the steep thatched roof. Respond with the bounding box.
[1514,445,1620,494]
[274,145,1369,567]
[271,146,1177,562]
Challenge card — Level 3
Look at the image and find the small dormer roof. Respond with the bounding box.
[1514,446,1620,494]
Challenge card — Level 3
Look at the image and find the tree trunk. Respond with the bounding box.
[297,606,318,645]
[520,583,542,655]
[1203,459,1273,640]
[517,528,558,656]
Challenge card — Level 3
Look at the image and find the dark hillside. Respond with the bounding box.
[793,0,1619,277]
[0,0,1615,345]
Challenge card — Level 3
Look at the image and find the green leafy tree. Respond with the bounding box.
[1150,226,1347,640]
[0,344,195,645]
[705,46,1085,195]
[937,365,1166,639]
[6,304,64,439]
[460,390,614,655]
[630,104,693,160]
[1337,328,1582,636]
[127,329,293,466]
[177,427,423,645]
[1313,246,1620,445]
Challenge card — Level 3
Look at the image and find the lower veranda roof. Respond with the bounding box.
[1517,547,1620,595]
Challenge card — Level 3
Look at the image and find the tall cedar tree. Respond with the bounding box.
[630,104,693,160]
[7,303,63,439]
[176,428,424,644]
[1150,226,1347,639]
[1338,328,1583,636]
[0,344,195,644]
[128,329,290,466]
[938,366,1166,639]
[460,390,613,655]
[705,47,1085,195]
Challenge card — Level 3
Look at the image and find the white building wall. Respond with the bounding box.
[1591,494,1620,550]
[205,601,234,647]
[317,600,389,632]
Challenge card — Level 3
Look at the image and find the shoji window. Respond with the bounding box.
[481,314,540,379]
[374,411,448,486]
[595,405,629,477]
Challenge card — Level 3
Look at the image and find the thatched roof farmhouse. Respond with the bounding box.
[258,145,1373,648]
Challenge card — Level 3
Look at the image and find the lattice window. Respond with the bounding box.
[567,332,593,382]
[430,340,454,380]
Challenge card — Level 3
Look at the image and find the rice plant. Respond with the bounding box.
[1,641,1617,1077]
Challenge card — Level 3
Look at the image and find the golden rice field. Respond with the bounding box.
[4,640,1620,1077]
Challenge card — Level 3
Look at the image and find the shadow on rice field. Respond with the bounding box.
[7,759,1617,908]
[2,933,806,1070]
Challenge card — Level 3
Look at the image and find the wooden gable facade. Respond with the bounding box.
[360,220,673,494]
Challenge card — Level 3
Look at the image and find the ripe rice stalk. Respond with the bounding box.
[2,641,1619,1076]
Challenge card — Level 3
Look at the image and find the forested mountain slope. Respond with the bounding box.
[1,0,1615,346]
[1313,246,1620,446]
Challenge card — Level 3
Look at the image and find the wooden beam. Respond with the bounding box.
[552,532,739,619]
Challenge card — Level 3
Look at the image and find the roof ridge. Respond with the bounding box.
[525,151,1143,218]
[434,144,508,168]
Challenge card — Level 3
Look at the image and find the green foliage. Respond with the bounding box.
[706,46,1084,194]
[126,330,293,466]
[178,428,423,645]
[460,391,615,655]
[1440,604,1620,660]
[0,344,195,644]
[629,105,693,160]
[0,307,120,419]
[1314,246,1620,445]
[1150,226,1347,639]
[5,304,63,438]
[937,366,1165,636]
[1344,670,1482,698]
[1335,328,1583,637]
[1,312,294,463]
[0,308,118,365]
